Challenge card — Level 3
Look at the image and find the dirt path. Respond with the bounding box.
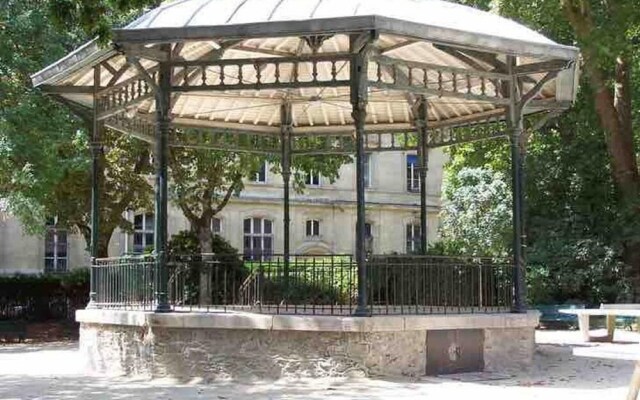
[0,331,635,399]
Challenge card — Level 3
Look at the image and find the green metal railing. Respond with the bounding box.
[93,256,156,310]
[90,254,513,315]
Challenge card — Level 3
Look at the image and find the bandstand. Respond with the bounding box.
[32,0,579,378]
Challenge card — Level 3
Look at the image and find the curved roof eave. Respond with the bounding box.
[112,15,579,60]
[31,39,117,87]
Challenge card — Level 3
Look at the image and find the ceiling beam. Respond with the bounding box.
[127,56,160,93]
[100,61,117,76]
[514,60,571,76]
[106,63,131,87]
[40,85,94,94]
[380,39,419,54]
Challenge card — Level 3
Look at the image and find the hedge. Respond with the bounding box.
[0,269,89,321]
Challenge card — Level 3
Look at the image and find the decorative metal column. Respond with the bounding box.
[280,101,293,293]
[350,34,372,316]
[507,56,527,313]
[88,65,102,308]
[415,96,429,255]
[154,60,171,313]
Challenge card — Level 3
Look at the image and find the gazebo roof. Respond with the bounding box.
[122,0,564,54]
[32,0,580,146]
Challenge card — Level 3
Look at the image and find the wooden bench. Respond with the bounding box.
[573,344,640,400]
[0,320,26,343]
[561,304,640,342]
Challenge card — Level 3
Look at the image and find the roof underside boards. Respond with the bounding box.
[31,0,580,137]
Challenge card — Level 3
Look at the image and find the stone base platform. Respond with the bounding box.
[77,309,539,379]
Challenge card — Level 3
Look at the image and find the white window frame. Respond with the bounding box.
[364,154,372,188]
[252,161,267,183]
[133,212,155,254]
[305,219,320,237]
[211,216,222,236]
[406,154,421,192]
[243,217,274,259]
[305,171,321,186]
[406,223,421,254]
[44,217,68,273]
[359,222,373,253]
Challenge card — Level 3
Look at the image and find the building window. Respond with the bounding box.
[406,223,421,254]
[212,217,222,235]
[364,154,372,188]
[364,222,373,253]
[305,171,320,186]
[44,218,67,273]
[133,213,154,254]
[406,154,421,192]
[305,219,320,237]
[252,162,267,183]
[243,217,273,260]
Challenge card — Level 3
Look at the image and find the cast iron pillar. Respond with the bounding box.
[88,65,102,308]
[350,33,372,316]
[415,96,429,255]
[507,56,527,313]
[154,60,171,313]
[280,101,293,294]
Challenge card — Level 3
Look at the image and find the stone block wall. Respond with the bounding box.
[80,324,426,379]
[77,311,539,379]
[483,327,535,372]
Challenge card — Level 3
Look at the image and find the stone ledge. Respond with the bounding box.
[76,309,540,332]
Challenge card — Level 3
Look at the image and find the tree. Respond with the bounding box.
[0,0,153,257]
[169,130,351,256]
[168,131,259,256]
[47,0,159,42]
[495,0,640,299]
[169,132,350,304]
[439,167,512,257]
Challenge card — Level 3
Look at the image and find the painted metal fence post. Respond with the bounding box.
[415,96,429,255]
[88,65,102,308]
[154,60,171,313]
[507,56,527,313]
[350,33,373,316]
[280,101,293,295]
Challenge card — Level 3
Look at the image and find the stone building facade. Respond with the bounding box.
[0,149,445,274]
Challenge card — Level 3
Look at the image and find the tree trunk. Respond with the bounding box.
[96,236,110,259]
[79,224,113,259]
[561,0,640,299]
[591,60,640,301]
[194,218,213,305]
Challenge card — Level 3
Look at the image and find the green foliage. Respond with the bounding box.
[0,1,153,256]
[439,0,640,304]
[0,0,86,233]
[47,0,157,42]
[169,128,351,252]
[528,238,627,305]
[441,86,636,304]
[167,229,242,259]
[440,167,512,257]
[167,230,247,304]
[247,256,357,305]
[0,269,89,320]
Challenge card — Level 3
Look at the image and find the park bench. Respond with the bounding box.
[573,344,640,400]
[561,304,640,342]
[536,304,584,329]
[0,320,26,343]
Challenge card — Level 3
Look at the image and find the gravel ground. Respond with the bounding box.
[0,330,637,399]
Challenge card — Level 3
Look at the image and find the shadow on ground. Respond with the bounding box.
[0,331,634,400]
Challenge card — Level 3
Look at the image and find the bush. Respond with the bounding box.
[167,230,247,304]
[527,238,629,306]
[246,256,357,305]
[0,269,89,321]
